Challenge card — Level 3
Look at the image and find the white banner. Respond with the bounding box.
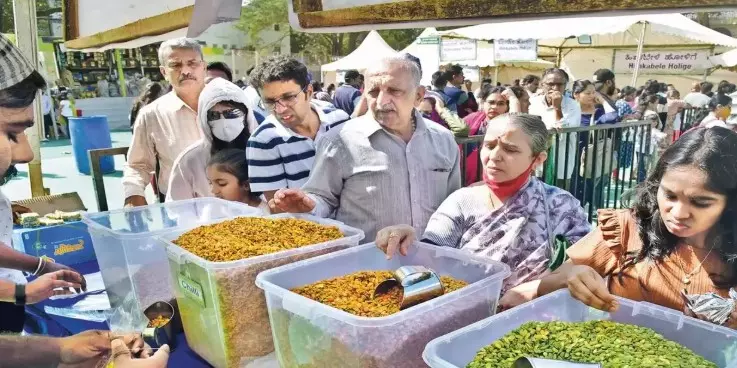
[613,50,710,75]
[440,38,477,62]
[463,67,480,82]
[493,39,538,62]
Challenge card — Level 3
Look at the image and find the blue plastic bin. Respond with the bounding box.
[68,116,115,175]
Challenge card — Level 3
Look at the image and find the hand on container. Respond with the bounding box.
[269,189,316,214]
[498,279,542,312]
[57,330,113,368]
[40,260,87,292]
[26,269,85,304]
[375,225,415,260]
[683,304,737,329]
[566,265,618,312]
[124,195,148,208]
[110,338,169,368]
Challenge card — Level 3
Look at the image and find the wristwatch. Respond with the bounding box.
[14,283,26,306]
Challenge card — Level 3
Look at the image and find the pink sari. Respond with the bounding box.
[463,111,488,185]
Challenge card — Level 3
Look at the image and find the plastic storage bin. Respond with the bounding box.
[424,289,737,368]
[82,198,260,332]
[161,214,364,368]
[68,116,114,175]
[256,242,511,368]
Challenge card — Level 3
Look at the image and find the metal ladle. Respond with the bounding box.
[142,301,176,350]
[373,266,444,310]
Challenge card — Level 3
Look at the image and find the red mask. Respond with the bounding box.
[483,161,536,200]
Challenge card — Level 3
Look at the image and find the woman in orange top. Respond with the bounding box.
[536,126,737,329]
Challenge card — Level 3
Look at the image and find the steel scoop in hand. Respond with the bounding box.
[373,265,444,310]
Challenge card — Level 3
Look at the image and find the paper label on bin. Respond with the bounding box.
[178,274,205,307]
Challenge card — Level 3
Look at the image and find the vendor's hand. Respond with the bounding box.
[41,260,87,292]
[548,91,563,109]
[498,280,541,312]
[683,305,737,330]
[110,339,169,368]
[57,330,112,368]
[26,269,85,304]
[11,204,31,225]
[125,195,148,208]
[269,189,316,214]
[567,265,618,312]
[375,225,415,259]
[110,333,152,359]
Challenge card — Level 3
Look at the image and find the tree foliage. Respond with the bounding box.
[235,0,422,58]
[0,0,54,35]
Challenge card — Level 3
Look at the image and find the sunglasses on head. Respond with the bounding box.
[207,108,245,121]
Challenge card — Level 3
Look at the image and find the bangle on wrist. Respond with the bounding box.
[32,257,45,276]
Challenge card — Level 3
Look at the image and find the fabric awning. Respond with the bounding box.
[321,31,397,72]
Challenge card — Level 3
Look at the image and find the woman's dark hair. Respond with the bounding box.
[207,148,261,201]
[210,101,251,154]
[509,85,526,100]
[541,68,569,83]
[522,74,540,85]
[130,83,164,128]
[629,127,737,286]
[310,80,322,92]
[431,71,447,90]
[619,86,637,99]
[478,85,506,102]
[0,70,47,108]
[327,83,335,93]
[572,80,593,95]
[708,93,732,111]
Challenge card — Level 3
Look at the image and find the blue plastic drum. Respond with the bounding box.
[68,116,115,175]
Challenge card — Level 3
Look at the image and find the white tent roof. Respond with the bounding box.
[710,49,737,68]
[440,13,737,48]
[321,31,397,72]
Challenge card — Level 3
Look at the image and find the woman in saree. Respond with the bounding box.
[375,113,591,307]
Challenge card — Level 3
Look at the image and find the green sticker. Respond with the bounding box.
[178,274,206,307]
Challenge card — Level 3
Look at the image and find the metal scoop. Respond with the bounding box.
[142,301,176,350]
[514,357,602,368]
[373,266,444,310]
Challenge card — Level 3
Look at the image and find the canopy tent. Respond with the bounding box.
[285,0,737,33]
[401,28,553,86]
[321,31,397,72]
[710,48,737,68]
[63,0,241,51]
[439,13,737,93]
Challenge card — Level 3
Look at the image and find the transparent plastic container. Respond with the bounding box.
[256,242,511,368]
[161,214,364,368]
[82,198,261,332]
[424,289,737,368]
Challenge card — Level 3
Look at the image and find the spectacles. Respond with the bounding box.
[263,85,308,111]
[207,108,245,122]
[166,59,204,71]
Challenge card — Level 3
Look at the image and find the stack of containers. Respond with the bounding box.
[423,289,737,368]
[159,214,364,368]
[82,198,261,332]
[256,242,511,368]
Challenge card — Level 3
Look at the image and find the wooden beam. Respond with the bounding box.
[294,0,735,29]
[64,6,193,50]
[62,0,78,41]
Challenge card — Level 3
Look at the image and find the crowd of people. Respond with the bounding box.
[0,32,736,367]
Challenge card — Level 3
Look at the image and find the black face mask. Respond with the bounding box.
[0,165,18,186]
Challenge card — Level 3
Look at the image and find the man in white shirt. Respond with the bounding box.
[683,81,713,108]
[123,38,206,206]
[528,68,581,186]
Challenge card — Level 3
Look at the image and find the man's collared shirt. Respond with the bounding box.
[123,91,201,198]
[304,110,462,241]
[529,94,582,180]
[246,100,349,193]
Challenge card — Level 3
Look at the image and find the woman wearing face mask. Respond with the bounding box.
[375,114,591,308]
[167,78,257,201]
[699,94,734,131]
[536,127,737,330]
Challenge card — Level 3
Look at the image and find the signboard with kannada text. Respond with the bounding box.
[441,38,477,62]
[613,50,710,75]
[494,39,538,62]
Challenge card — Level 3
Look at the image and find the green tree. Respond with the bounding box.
[0,0,54,35]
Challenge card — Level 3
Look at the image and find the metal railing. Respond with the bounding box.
[88,147,129,212]
[457,120,655,221]
[679,107,709,132]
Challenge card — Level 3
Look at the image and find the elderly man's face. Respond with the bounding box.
[365,66,423,131]
[0,104,35,182]
[160,48,206,95]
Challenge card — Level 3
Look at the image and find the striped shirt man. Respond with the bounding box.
[247,100,349,193]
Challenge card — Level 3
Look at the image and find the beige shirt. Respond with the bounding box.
[123,91,201,198]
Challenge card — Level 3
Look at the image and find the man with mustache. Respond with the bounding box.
[123,38,206,206]
[270,55,461,240]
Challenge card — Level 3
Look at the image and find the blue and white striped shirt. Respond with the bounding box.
[246,100,349,192]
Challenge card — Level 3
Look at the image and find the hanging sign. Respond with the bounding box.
[441,38,477,62]
[613,50,710,75]
[494,39,538,62]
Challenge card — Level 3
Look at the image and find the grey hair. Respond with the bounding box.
[365,55,422,89]
[494,113,550,155]
[158,38,204,65]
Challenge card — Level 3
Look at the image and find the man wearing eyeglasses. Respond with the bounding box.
[123,37,206,206]
[246,56,350,203]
